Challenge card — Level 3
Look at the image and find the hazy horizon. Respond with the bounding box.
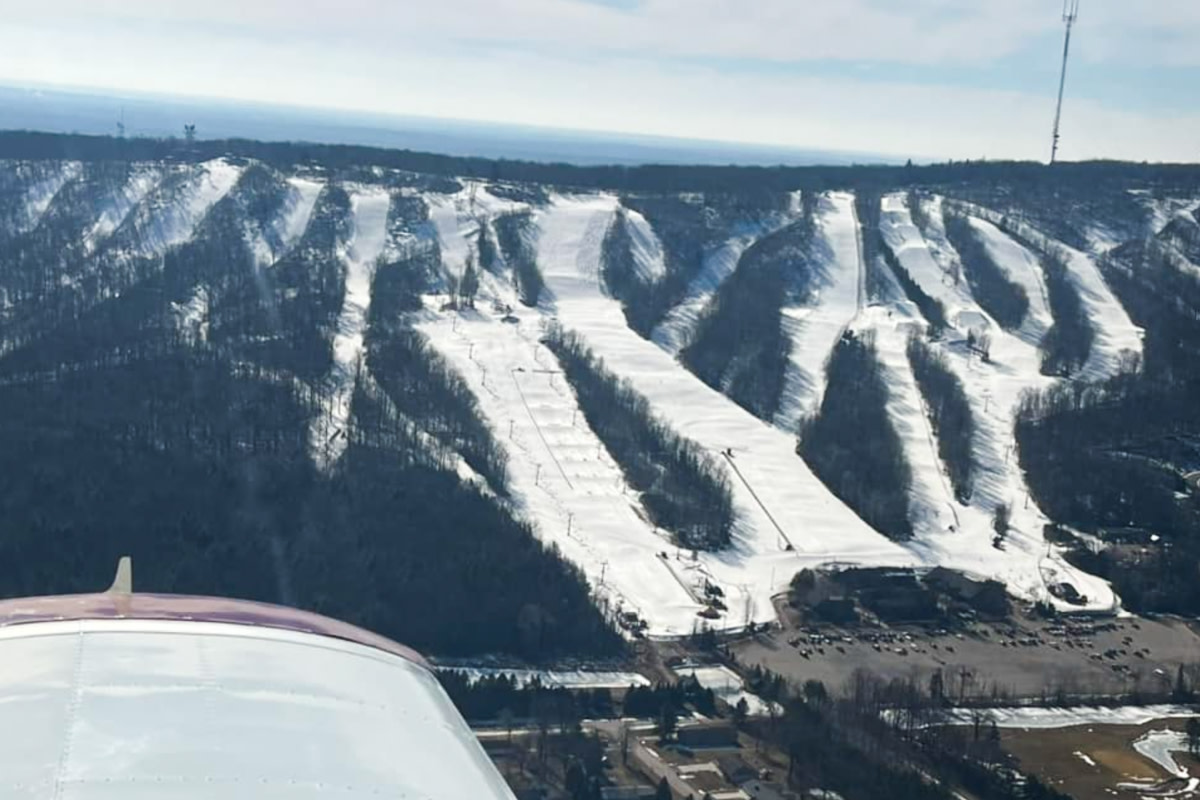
[0,81,907,167]
[2,1,1197,164]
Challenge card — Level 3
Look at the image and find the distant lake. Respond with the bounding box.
[0,83,896,168]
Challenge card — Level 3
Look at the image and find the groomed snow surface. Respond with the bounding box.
[955,200,1144,382]
[415,188,1129,636]
[310,187,391,471]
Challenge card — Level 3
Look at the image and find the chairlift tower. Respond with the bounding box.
[1049,0,1081,164]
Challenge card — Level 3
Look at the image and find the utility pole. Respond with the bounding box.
[1050,0,1081,164]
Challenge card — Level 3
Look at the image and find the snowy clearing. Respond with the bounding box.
[964,215,1053,343]
[672,664,778,716]
[309,187,391,471]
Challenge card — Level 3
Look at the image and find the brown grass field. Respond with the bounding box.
[1000,719,1199,798]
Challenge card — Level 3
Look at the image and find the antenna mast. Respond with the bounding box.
[1050,0,1080,164]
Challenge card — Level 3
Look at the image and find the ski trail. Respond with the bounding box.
[955,202,1144,381]
[854,194,1118,610]
[964,215,1054,344]
[418,309,705,637]
[651,232,758,354]
[858,308,959,538]
[881,192,976,323]
[775,192,862,431]
[651,197,798,355]
[621,207,667,283]
[127,160,243,258]
[535,193,913,629]
[246,177,323,268]
[310,187,391,471]
[15,161,82,235]
[427,182,531,279]
[84,165,163,254]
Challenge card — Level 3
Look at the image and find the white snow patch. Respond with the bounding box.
[309,187,391,471]
[940,704,1196,729]
[1073,751,1097,767]
[621,207,667,284]
[245,177,323,268]
[1134,729,1192,778]
[443,667,650,690]
[418,308,710,636]
[428,181,530,280]
[169,286,209,344]
[672,664,777,716]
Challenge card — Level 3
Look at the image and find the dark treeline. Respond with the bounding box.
[880,237,949,336]
[799,330,913,540]
[736,669,1069,800]
[1159,212,1200,265]
[907,336,976,503]
[855,190,899,303]
[982,216,1093,375]
[1014,233,1200,615]
[599,208,656,333]
[941,210,1029,330]
[948,178,1174,254]
[5,130,1199,195]
[1037,245,1093,376]
[680,219,816,420]
[366,246,510,491]
[544,326,735,550]
[613,193,789,336]
[477,218,500,273]
[494,210,543,306]
[436,671,618,722]
[906,189,934,240]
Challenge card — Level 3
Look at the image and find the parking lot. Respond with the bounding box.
[734,613,1200,699]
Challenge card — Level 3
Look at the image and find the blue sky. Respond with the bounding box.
[0,0,1196,162]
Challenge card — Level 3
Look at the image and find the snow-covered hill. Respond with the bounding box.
[2,150,1195,643]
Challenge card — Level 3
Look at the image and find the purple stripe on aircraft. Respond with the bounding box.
[0,592,429,668]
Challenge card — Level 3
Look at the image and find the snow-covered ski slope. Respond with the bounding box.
[953,200,1143,382]
[412,186,1128,637]
[775,192,863,430]
[651,196,797,354]
[309,187,391,471]
[867,193,1111,608]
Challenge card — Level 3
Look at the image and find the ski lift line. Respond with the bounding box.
[510,369,574,489]
[719,451,801,553]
